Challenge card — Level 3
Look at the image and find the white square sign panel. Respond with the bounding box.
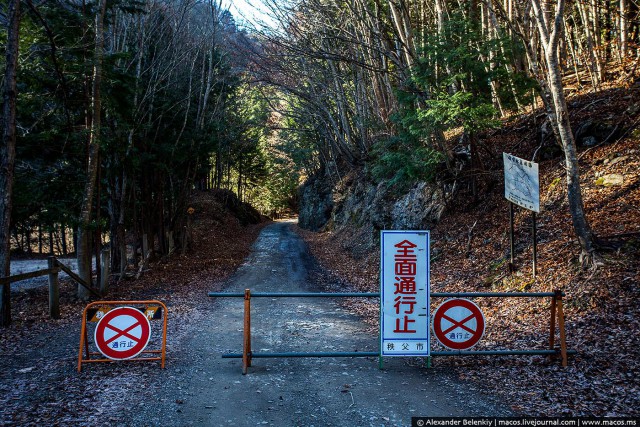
[380,231,430,357]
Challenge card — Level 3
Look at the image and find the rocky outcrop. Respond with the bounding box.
[332,176,393,231]
[298,174,334,231]
[574,118,619,147]
[298,169,446,252]
[391,182,446,230]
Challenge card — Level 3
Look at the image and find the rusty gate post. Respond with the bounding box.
[549,292,557,362]
[555,290,568,367]
[243,289,252,375]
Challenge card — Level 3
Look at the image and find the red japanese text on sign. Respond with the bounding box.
[393,240,417,333]
[381,231,430,357]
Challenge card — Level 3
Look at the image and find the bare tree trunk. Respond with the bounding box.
[485,0,523,111]
[531,0,598,267]
[108,1,147,279]
[620,0,628,61]
[388,0,415,79]
[61,225,68,255]
[26,225,32,254]
[590,0,602,63]
[576,0,602,87]
[38,225,43,254]
[0,0,21,326]
[77,0,108,299]
[563,16,583,89]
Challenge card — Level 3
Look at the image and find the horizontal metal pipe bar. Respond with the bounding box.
[208,293,246,297]
[431,349,577,356]
[222,349,576,359]
[209,292,559,298]
[209,292,379,298]
[431,292,559,298]
[223,352,380,358]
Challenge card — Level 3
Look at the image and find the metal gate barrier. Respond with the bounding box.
[208,290,573,374]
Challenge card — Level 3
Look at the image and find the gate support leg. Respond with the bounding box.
[549,293,557,363]
[550,290,568,367]
[243,289,252,375]
[556,290,568,367]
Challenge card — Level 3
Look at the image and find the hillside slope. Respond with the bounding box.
[296,80,640,416]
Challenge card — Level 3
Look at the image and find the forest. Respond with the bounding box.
[1,0,639,327]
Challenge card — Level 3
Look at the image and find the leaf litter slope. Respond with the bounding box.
[297,83,640,417]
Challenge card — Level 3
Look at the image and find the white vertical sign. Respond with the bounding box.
[380,231,430,356]
[503,153,540,212]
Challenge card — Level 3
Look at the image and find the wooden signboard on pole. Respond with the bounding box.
[503,153,540,277]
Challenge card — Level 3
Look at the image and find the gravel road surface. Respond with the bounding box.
[130,221,512,426]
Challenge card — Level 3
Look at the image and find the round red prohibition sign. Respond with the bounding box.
[94,307,151,360]
[432,298,485,350]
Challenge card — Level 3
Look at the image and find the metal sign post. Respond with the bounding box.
[532,212,537,278]
[504,153,540,278]
[509,202,515,270]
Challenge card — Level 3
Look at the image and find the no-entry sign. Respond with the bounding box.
[94,306,151,360]
[432,299,485,350]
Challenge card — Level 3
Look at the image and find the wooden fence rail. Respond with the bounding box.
[0,268,51,285]
[0,251,109,319]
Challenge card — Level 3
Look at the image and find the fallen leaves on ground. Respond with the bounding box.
[295,83,640,417]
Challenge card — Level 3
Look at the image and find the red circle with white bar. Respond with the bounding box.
[94,307,151,360]
[432,298,485,350]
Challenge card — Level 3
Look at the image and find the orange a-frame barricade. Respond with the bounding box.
[77,300,168,372]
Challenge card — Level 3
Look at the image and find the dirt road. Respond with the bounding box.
[129,221,511,426]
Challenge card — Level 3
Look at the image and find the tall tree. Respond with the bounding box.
[529,0,598,267]
[77,0,108,298]
[620,0,628,60]
[0,0,21,326]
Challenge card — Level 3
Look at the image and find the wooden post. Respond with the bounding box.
[242,289,251,375]
[100,248,110,295]
[48,256,60,319]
